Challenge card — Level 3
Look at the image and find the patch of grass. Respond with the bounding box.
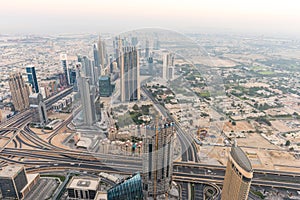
[258,71,275,75]
[251,66,265,71]
[251,190,265,199]
[40,174,66,182]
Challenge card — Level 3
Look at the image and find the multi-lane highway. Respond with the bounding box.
[1,86,300,199]
[1,145,300,191]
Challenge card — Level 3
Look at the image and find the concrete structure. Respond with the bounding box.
[145,40,150,58]
[78,75,97,126]
[162,53,174,80]
[0,165,39,200]
[26,66,39,93]
[120,46,140,102]
[78,56,96,86]
[76,64,97,126]
[98,35,106,73]
[93,43,100,69]
[142,121,175,199]
[29,93,48,126]
[66,176,100,200]
[168,66,175,80]
[221,145,253,200]
[8,72,30,112]
[148,57,154,76]
[162,53,168,80]
[60,54,70,85]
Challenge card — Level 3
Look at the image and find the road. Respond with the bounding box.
[141,85,199,162]
[1,86,300,197]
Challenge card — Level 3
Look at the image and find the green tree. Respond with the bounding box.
[132,104,139,111]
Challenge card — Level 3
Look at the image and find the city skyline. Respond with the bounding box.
[1,4,300,197]
[1,0,300,36]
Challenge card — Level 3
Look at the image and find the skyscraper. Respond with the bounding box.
[99,76,112,97]
[8,72,30,112]
[60,54,70,85]
[162,53,168,80]
[221,144,253,200]
[69,68,77,86]
[109,55,114,74]
[143,121,175,199]
[107,173,143,200]
[29,93,48,126]
[98,35,106,71]
[120,46,140,102]
[115,37,123,70]
[162,53,175,80]
[78,74,97,127]
[148,57,154,76]
[145,40,150,58]
[168,66,175,80]
[26,66,39,93]
[93,43,100,68]
[78,55,96,86]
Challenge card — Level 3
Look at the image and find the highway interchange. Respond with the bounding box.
[0,87,300,199]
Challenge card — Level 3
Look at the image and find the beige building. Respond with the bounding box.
[221,145,253,200]
[8,72,30,112]
[66,176,100,200]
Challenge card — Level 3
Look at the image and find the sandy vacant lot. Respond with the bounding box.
[223,120,255,133]
[206,145,300,172]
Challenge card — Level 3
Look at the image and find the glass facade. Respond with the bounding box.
[99,76,112,97]
[107,173,143,200]
[0,178,18,199]
[0,167,28,199]
[26,66,39,93]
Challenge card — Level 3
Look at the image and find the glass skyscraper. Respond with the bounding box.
[107,173,143,200]
[26,66,39,93]
[99,76,112,97]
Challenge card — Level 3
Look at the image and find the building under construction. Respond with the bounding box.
[142,120,175,199]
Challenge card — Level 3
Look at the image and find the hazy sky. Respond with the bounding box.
[1,0,300,36]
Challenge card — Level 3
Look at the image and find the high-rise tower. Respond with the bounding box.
[29,93,48,126]
[60,54,70,85]
[148,57,154,76]
[8,73,30,112]
[143,120,175,199]
[93,43,100,68]
[162,53,168,80]
[145,40,150,58]
[162,53,174,80]
[120,46,140,102]
[78,55,96,86]
[98,35,106,72]
[77,64,97,127]
[221,145,253,200]
[26,66,39,93]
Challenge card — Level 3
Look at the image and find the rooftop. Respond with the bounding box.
[230,146,252,172]
[67,177,100,191]
[0,165,25,178]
